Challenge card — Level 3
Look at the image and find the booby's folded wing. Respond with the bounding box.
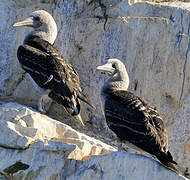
[17,44,79,98]
[104,90,167,155]
[24,36,95,109]
[137,97,169,151]
[17,39,95,111]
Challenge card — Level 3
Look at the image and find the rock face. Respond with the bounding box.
[0,102,116,179]
[66,153,186,180]
[0,102,116,160]
[1,0,190,178]
[0,102,187,180]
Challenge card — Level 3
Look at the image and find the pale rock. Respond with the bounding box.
[0,102,116,160]
[0,102,115,179]
[66,152,187,180]
[0,102,187,180]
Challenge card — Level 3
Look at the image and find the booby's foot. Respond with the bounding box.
[74,114,85,126]
[38,91,52,114]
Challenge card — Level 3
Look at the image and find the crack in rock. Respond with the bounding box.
[4,161,29,176]
[179,22,190,104]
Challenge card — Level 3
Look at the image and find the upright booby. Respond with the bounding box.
[13,10,95,126]
[97,58,181,174]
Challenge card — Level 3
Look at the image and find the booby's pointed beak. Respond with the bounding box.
[13,17,34,27]
[97,63,115,74]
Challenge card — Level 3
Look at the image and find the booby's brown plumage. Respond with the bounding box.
[13,10,95,125]
[97,58,181,174]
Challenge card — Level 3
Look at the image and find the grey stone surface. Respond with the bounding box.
[66,152,187,180]
[0,102,187,180]
[0,102,116,159]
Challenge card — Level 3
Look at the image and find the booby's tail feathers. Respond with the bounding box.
[156,151,182,175]
[48,91,80,115]
[166,162,182,175]
[78,92,96,110]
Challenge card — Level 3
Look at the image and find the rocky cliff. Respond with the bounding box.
[0,0,190,179]
[0,102,187,179]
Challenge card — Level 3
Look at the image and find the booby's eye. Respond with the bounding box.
[33,16,40,21]
[112,64,116,68]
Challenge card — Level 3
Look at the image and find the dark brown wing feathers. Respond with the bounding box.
[104,90,181,174]
[17,35,94,114]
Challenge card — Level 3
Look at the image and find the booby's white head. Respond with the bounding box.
[13,10,57,44]
[97,58,129,91]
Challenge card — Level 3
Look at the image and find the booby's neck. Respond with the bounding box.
[24,24,57,45]
[102,70,129,94]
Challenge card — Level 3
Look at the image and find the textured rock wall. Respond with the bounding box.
[66,152,187,180]
[0,103,116,179]
[0,102,187,180]
[1,0,190,177]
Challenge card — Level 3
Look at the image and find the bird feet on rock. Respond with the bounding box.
[38,91,52,114]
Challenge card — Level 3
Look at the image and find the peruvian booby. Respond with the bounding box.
[13,10,95,126]
[97,58,181,174]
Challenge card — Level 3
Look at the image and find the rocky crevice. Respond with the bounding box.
[179,22,190,104]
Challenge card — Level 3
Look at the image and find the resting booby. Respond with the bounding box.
[97,58,181,174]
[13,10,95,126]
